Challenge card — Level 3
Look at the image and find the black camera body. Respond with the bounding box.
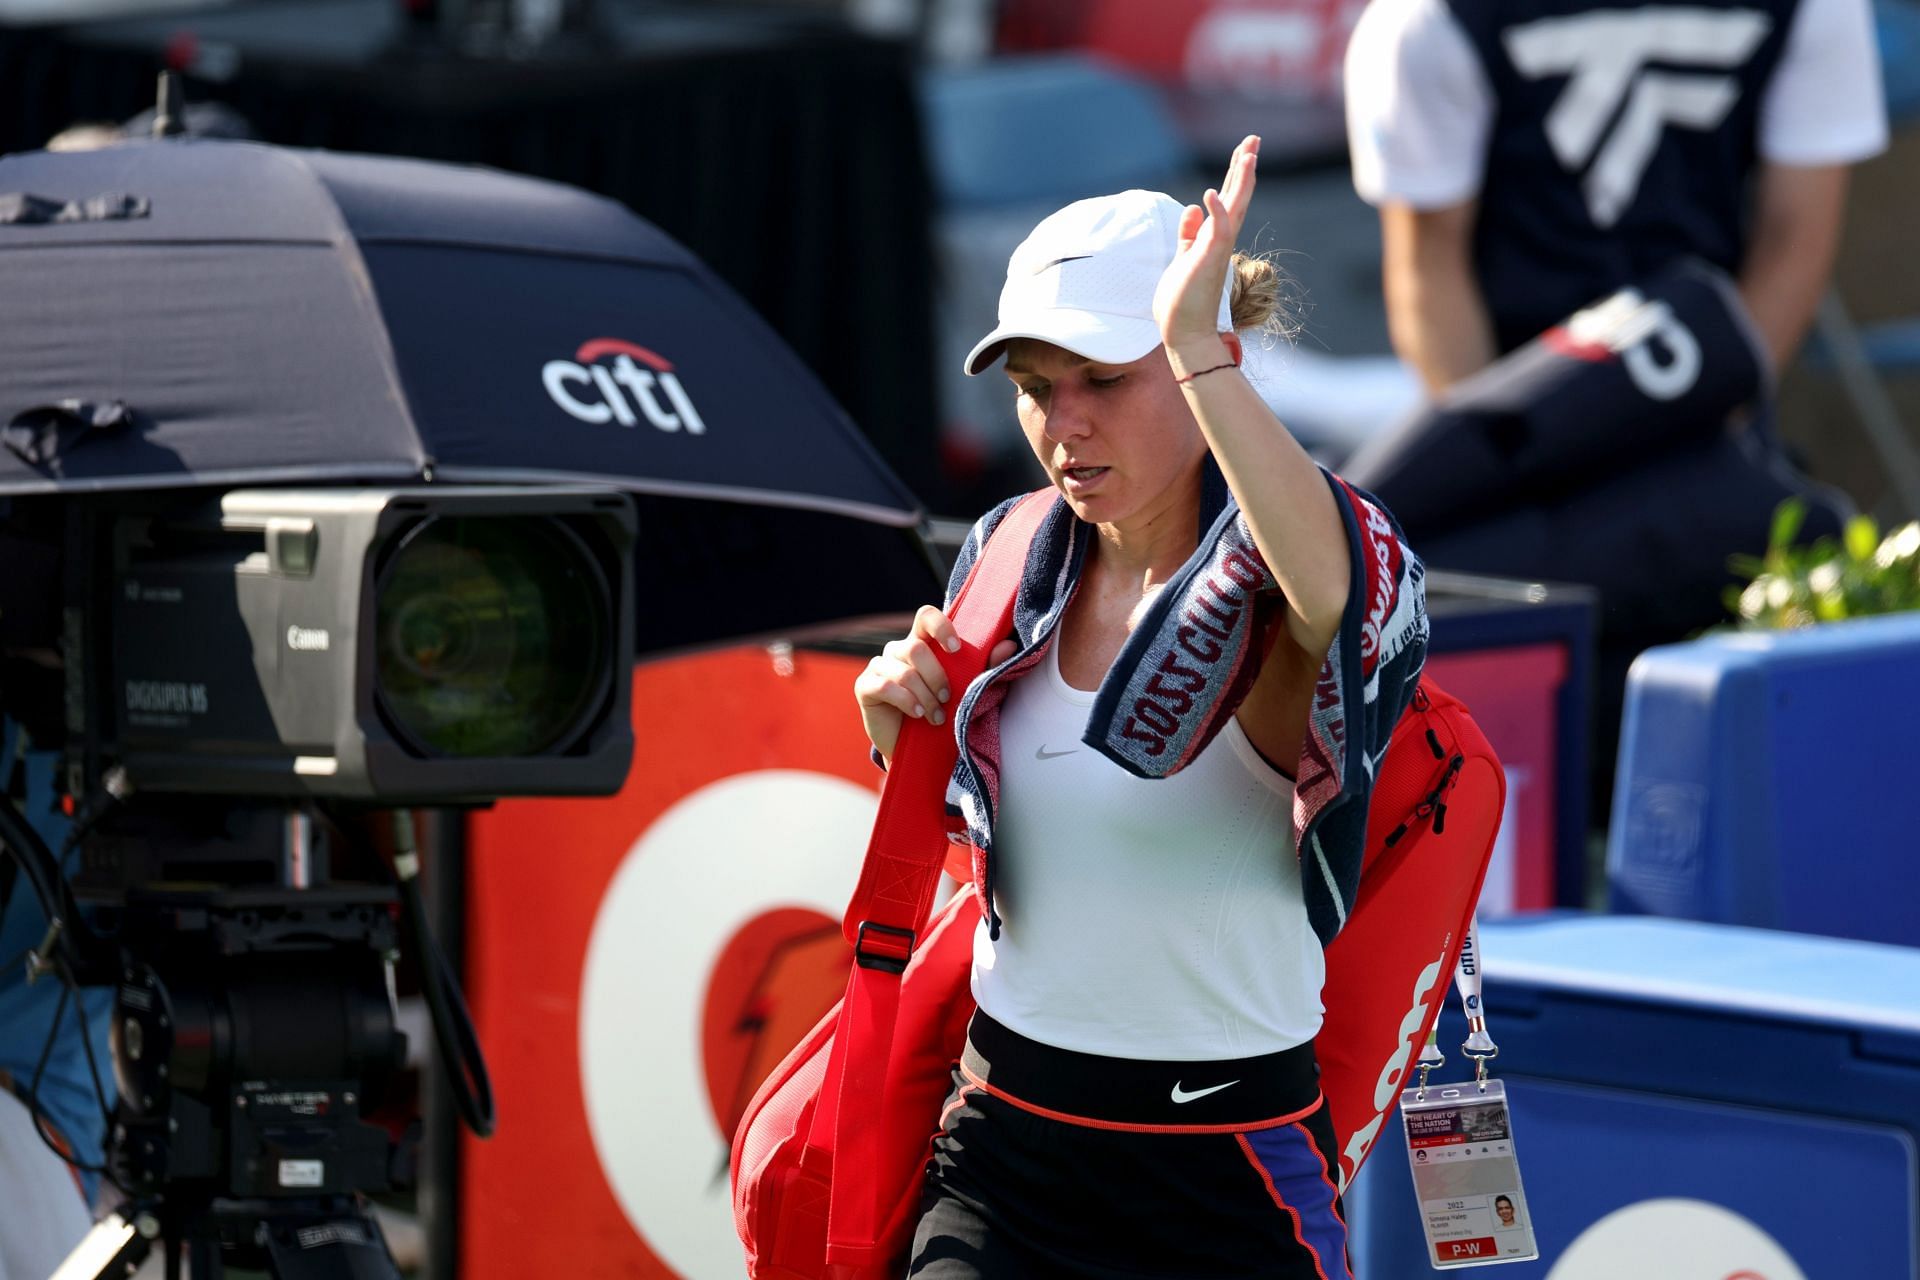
[111,884,406,1202]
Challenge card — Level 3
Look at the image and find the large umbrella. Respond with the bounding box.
[0,139,936,646]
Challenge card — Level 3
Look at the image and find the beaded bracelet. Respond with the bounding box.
[1173,361,1237,385]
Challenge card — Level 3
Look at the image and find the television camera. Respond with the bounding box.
[0,483,636,1279]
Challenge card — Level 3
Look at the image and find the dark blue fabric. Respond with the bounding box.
[0,140,919,527]
[0,140,690,262]
[1344,259,1766,535]
[1244,1121,1352,1278]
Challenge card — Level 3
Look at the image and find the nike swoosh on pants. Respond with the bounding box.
[1170,1079,1240,1104]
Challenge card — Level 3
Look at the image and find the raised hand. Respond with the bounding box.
[1152,134,1260,370]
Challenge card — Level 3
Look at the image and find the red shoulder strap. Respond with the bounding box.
[837,489,1052,954]
[819,488,1053,1268]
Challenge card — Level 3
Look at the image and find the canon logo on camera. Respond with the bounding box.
[542,338,707,434]
[286,625,331,652]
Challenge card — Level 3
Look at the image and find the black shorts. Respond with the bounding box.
[909,1012,1352,1279]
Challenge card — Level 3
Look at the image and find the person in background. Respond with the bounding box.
[0,716,111,1280]
[1346,0,1886,393]
[1343,0,1888,803]
[858,137,1428,1278]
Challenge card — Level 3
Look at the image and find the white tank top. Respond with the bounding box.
[971,641,1326,1061]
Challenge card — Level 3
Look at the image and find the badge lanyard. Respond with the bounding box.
[1401,918,1538,1269]
[1416,919,1499,1100]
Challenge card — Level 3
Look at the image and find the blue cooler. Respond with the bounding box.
[1607,612,1920,946]
[1345,914,1920,1277]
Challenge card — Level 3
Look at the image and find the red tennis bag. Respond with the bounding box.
[1321,678,1503,1190]
[730,496,1503,1276]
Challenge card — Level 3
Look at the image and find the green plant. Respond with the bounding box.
[1727,499,1920,629]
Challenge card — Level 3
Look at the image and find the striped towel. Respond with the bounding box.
[943,459,1428,944]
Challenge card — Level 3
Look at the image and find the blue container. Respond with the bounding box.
[1607,612,1920,946]
[1346,914,1920,1277]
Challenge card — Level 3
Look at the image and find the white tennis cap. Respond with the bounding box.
[963,189,1233,376]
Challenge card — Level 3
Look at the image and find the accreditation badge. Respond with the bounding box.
[1399,1078,1539,1268]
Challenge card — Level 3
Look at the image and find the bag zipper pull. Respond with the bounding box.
[1431,754,1465,834]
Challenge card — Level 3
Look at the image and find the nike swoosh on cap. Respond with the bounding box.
[1031,254,1093,275]
[1170,1079,1240,1104]
[1035,745,1078,761]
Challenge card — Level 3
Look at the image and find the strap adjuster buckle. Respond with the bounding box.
[853,921,915,974]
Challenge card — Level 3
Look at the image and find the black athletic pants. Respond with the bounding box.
[908,1013,1353,1279]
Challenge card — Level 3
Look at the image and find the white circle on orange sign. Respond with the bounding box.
[1547,1198,1806,1280]
[580,769,877,1279]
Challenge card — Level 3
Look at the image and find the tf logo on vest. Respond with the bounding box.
[542,338,708,434]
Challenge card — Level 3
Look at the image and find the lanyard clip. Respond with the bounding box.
[1414,1031,1446,1102]
[1462,1027,1499,1091]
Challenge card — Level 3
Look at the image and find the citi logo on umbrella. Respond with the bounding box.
[542,338,707,434]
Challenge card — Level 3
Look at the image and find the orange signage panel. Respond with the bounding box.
[461,642,880,1278]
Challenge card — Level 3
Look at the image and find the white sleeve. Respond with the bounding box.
[1759,0,1889,165]
[1344,0,1496,208]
